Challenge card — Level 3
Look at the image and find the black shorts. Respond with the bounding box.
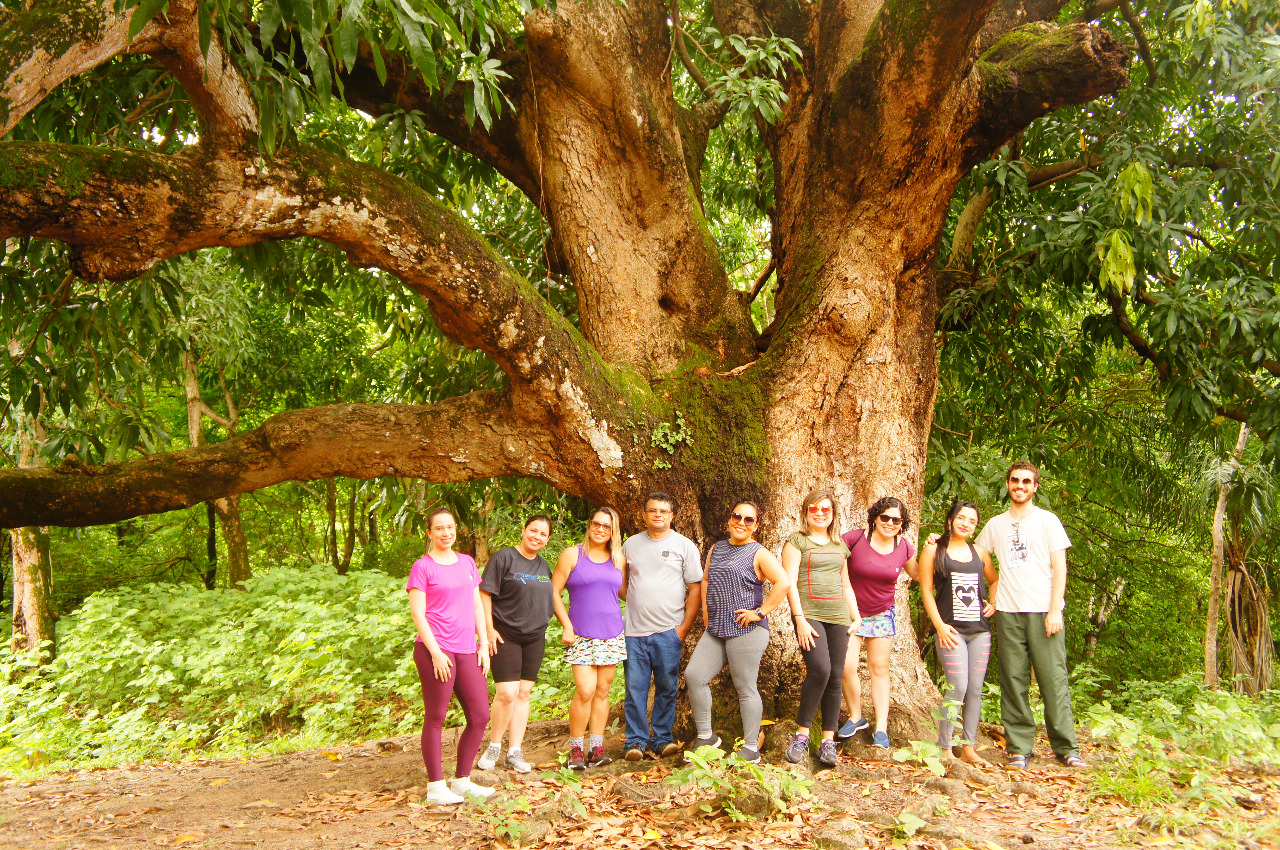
[491,633,547,683]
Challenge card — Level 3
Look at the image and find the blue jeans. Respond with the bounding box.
[624,629,683,750]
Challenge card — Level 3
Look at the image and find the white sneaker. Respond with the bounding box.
[449,776,495,799]
[476,742,501,770]
[506,749,532,773]
[424,780,464,805]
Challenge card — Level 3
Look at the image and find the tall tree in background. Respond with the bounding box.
[0,0,1275,726]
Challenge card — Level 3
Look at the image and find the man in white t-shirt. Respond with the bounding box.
[975,461,1085,769]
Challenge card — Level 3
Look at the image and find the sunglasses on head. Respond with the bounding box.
[730,512,758,526]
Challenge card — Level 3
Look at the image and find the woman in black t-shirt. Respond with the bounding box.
[919,502,998,766]
[475,515,555,773]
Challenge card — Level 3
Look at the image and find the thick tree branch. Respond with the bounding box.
[0,0,159,136]
[1107,289,1169,382]
[0,0,255,147]
[0,140,594,406]
[962,23,1130,167]
[0,394,559,528]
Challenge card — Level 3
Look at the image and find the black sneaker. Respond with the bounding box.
[568,743,586,770]
[690,734,722,751]
[586,744,612,767]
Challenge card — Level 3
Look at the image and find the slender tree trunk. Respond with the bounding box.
[213,497,250,588]
[204,501,218,589]
[183,350,251,589]
[1205,422,1249,689]
[11,430,54,658]
[325,477,338,570]
[337,482,357,576]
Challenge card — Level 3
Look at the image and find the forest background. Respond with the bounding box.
[0,0,1278,842]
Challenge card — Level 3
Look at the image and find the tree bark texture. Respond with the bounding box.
[10,430,54,658]
[1204,422,1249,689]
[0,0,1130,724]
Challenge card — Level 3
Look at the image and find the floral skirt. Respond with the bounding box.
[564,634,627,666]
[854,606,896,639]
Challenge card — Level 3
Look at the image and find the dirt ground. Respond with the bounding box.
[1,721,1275,850]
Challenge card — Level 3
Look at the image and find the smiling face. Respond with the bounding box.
[805,498,834,535]
[587,510,614,546]
[1007,471,1038,505]
[873,506,904,540]
[950,506,980,540]
[521,519,551,553]
[727,503,759,543]
[428,511,456,552]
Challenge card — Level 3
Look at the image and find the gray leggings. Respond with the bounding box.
[936,630,992,748]
[685,626,770,744]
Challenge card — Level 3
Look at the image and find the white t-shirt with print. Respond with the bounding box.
[975,507,1071,613]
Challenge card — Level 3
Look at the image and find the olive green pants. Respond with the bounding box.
[995,611,1079,757]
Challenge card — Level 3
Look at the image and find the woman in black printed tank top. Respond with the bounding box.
[684,501,790,763]
[919,502,999,766]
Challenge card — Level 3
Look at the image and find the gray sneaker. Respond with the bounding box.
[505,748,531,773]
[784,734,809,763]
[817,739,839,766]
[690,734,722,751]
[476,742,501,770]
[736,745,761,763]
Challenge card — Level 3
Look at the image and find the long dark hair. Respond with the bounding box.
[933,501,978,578]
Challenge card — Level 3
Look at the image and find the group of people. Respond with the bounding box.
[404,461,1085,805]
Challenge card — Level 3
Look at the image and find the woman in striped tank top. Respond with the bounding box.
[684,501,790,763]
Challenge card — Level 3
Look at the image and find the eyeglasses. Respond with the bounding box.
[877,515,903,526]
[806,504,832,514]
[1009,476,1035,485]
[646,508,672,516]
[730,512,758,526]
[589,520,612,532]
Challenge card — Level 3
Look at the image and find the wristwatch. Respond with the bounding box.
[754,608,765,620]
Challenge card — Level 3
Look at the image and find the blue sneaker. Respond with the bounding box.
[871,730,891,749]
[837,717,869,740]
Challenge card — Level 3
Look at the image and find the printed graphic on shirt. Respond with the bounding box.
[513,571,550,585]
[951,572,981,623]
[1007,526,1029,570]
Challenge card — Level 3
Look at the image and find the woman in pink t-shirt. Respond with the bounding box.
[838,496,919,750]
[407,507,493,805]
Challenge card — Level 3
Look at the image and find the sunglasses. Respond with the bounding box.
[730,512,758,526]
[589,520,612,532]
[1009,476,1035,485]
[806,504,833,514]
[877,515,903,526]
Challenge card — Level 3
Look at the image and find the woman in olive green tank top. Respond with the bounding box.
[781,488,860,767]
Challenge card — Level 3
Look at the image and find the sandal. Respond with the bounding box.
[1056,753,1087,768]
[1006,753,1029,770]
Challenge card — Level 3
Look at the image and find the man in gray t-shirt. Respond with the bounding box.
[621,492,702,760]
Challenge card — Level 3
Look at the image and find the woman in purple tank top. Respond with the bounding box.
[551,507,627,770]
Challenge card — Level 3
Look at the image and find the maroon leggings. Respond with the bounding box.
[413,641,491,781]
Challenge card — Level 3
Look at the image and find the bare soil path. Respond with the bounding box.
[1,723,1275,850]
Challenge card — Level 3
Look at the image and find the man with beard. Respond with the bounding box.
[976,461,1086,770]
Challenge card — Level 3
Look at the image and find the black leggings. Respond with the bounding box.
[796,620,850,733]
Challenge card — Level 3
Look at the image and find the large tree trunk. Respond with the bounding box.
[0,0,1131,731]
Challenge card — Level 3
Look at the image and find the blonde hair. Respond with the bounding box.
[799,488,841,540]
[581,506,625,570]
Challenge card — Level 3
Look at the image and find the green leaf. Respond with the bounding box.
[128,0,169,41]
